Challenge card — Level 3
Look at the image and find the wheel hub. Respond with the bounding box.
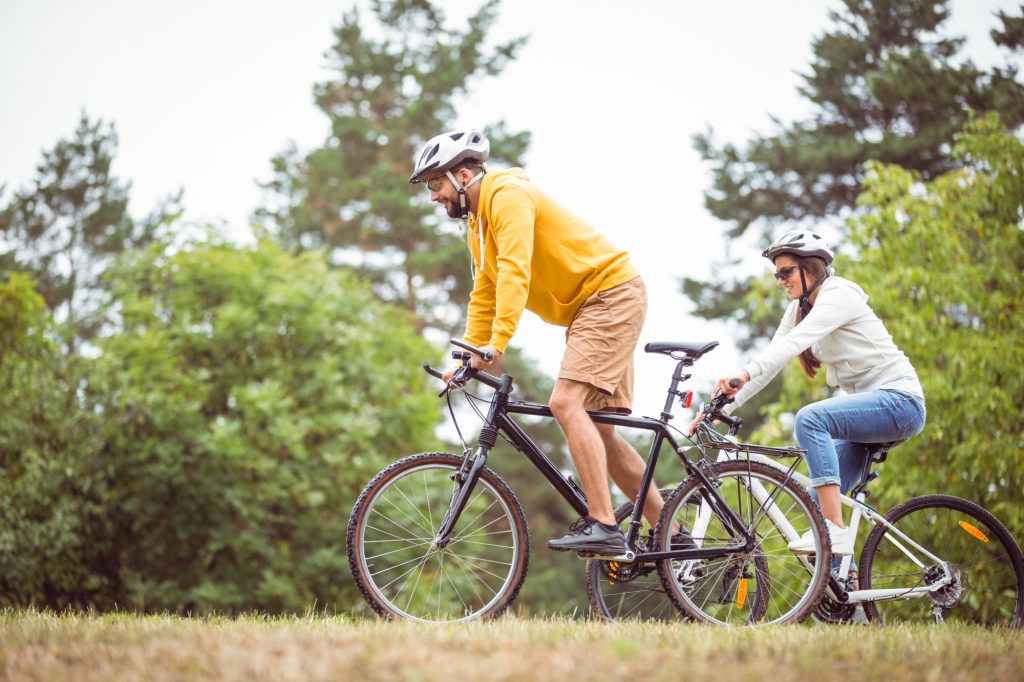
[928,564,967,609]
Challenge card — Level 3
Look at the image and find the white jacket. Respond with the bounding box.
[729,276,923,412]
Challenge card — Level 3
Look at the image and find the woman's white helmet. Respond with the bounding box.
[762,230,835,265]
[409,129,489,183]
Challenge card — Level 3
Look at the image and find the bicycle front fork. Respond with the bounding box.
[433,427,499,548]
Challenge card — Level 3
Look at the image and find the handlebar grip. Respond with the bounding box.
[422,362,444,380]
[450,338,494,362]
[729,378,741,389]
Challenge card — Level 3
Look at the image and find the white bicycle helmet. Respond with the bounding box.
[762,230,835,265]
[409,129,489,184]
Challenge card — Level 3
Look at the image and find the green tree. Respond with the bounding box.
[94,235,440,613]
[759,113,1023,531]
[0,274,111,608]
[1,235,441,613]
[0,112,179,352]
[696,0,1023,240]
[258,0,529,336]
[687,0,1024,427]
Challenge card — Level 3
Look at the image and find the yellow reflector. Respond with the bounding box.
[959,521,989,543]
[737,578,748,608]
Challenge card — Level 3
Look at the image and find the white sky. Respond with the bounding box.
[1,0,1019,417]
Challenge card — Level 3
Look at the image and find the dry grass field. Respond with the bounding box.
[1,610,1021,682]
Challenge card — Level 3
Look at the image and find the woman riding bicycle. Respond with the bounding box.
[696,231,926,556]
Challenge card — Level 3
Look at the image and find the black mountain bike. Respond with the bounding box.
[346,339,831,623]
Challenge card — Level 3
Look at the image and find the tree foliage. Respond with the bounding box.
[756,113,1024,532]
[686,1,1024,433]
[696,0,1024,239]
[258,0,530,336]
[0,112,178,352]
[0,236,441,613]
[0,274,110,607]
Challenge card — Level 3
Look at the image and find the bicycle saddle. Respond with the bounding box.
[644,341,719,359]
[870,442,897,463]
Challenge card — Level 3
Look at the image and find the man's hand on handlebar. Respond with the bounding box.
[441,344,502,384]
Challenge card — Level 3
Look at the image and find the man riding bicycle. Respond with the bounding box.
[409,129,657,556]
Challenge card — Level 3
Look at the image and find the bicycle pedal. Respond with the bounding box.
[577,550,636,562]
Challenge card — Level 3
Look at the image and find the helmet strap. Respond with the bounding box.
[797,266,829,317]
[446,168,485,220]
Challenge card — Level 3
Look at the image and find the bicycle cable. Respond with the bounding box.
[446,384,473,453]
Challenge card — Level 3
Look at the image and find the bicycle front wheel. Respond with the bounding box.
[586,488,684,621]
[346,452,530,622]
[655,460,831,625]
[860,494,1024,627]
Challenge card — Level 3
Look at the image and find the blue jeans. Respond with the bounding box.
[793,389,926,492]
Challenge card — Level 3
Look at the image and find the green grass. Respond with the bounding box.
[1,610,1021,681]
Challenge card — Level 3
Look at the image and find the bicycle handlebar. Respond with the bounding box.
[449,338,494,362]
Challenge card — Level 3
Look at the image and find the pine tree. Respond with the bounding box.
[0,112,178,351]
[685,0,1023,377]
[257,0,529,337]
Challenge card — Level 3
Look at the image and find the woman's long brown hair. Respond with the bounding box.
[790,255,829,378]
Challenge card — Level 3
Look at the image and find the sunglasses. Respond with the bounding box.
[774,265,799,281]
[425,176,446,192]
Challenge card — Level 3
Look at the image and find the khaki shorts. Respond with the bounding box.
[559,276,647,413]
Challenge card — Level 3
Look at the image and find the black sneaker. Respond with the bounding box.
[547,518,627,555]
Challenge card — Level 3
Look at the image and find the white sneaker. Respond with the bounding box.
[788,519,854,555]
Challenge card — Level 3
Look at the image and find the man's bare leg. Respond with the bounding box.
[548,378,615,525]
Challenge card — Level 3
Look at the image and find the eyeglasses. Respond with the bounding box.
[425,176,446,192]
[774,265,799,281]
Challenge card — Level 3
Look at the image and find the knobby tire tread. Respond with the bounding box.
[346,452,530,621]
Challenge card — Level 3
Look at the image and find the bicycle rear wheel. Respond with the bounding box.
[346,452,530,621]
[586,488,683,621]
[859,494,1024,627]
[655,460,830,625]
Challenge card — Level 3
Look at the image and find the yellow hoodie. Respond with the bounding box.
[463,168,638,352]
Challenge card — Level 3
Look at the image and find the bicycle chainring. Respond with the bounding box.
[814,574,858,624]
[597,532,657,584]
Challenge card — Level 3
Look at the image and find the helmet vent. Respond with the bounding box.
[420,144,439,164]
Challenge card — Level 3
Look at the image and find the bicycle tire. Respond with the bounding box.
[346,452,530,621]
[859,494,1024,627]
[586,488,684,621]
[655,460,831,625]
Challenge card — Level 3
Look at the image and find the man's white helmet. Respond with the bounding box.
[762,230,835,265]
[409,129,489,183]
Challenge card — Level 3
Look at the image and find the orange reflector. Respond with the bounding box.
[737,578,748,608]
[683,391,693,409]
[959,521,989,543]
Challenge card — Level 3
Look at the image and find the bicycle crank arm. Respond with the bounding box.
[576,550,637,562]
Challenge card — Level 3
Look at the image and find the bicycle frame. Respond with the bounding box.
[432,357,765,564]
[714,448,957,605]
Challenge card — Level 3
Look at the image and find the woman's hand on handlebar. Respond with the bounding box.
[688,411,706,436]
[713,369,750,397]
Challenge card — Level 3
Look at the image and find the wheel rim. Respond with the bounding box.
[357,462,520,622]
[661,467,825,625]
[864,502,1023,626]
